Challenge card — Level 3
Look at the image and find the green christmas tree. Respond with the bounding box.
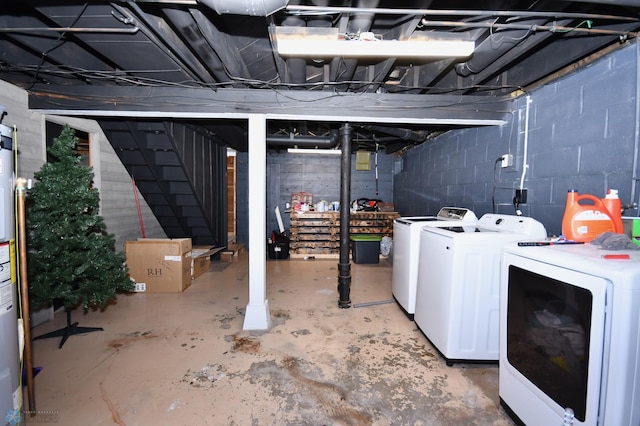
[27,125,132,322]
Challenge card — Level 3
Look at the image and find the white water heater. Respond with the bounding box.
[0,123,20,424]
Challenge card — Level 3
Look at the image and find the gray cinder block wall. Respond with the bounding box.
[266,151,393,233]
[394,41,640,237]
[236,150,394,245]
[0,79,166,251]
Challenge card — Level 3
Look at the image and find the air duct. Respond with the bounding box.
[455,18,548,77]
[198,0,288,16]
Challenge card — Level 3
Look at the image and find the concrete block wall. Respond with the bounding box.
[236,150,394,244]
[265,151,394,235]
[0,80,165,251]
[394,41,640,237]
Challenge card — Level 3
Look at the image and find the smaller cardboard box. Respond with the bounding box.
[220,251,233,262]
[125,238,192,293]
[220,243,245,262]
[190,246,225,279]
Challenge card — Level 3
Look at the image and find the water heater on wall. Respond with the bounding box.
[0,123,21,423]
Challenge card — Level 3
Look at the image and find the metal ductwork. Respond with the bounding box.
[198,0,288,16]
[266,130,339,148]
[455,18,548,77]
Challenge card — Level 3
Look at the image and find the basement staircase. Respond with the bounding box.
[99,120,228,247]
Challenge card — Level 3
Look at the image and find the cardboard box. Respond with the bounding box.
[220,251,233,262]
[190,246,225,279]
[125,238,192,293]
[220,243,245,262]
[377,202,395,212]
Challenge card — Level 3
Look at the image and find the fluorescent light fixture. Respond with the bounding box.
[277,39,474,59]
[275,27,475,59]
[287,148,342,155]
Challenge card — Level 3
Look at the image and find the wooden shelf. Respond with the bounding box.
[289,211,399,257]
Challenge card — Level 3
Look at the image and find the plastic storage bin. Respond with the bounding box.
[350,234,382,264]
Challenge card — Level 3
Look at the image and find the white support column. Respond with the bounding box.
[242,114,272,331]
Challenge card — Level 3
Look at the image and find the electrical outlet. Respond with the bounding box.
[501,154,513,168]
[515,188,527,204]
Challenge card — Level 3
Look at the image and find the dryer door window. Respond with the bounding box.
[506,265,593,421]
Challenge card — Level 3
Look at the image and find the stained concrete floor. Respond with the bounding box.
[28,253,515,425]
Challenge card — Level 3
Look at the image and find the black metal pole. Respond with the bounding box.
[338,123,352,308]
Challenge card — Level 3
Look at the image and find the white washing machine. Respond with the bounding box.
[414,213,547,365]
[392,207,478,320]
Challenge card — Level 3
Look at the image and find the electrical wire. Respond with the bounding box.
[4,52,531,94]
[285,5,640,23]
[492,156,502,213]
[27,3,89,90]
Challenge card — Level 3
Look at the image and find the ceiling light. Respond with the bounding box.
[287,148,342,155]
[277,39,475,59]
[275,27,474,59]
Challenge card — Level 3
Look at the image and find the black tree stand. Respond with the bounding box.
[34,308,103,349]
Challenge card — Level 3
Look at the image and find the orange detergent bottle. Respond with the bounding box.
[601,189,624,233]
[561,189,623,242]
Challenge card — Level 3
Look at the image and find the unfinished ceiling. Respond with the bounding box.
[1,0,640,153]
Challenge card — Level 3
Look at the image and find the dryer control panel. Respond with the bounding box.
[478,213,547,236]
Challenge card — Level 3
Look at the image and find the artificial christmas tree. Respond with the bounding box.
[26,125,132,348]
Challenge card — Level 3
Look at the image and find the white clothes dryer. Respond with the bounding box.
[414,213,547,365]
[499,241,640,426]
[392,207,477,319]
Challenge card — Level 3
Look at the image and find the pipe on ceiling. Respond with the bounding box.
[198,0,288,16]
[455,18,548,77]
[118,1,207,83]
[282,15,307,85]
[346,0,379,34]
[331,0,379,84]
[161,7,228,83]
[565,0,640,6]
[361,125,427,142]
[306,2,333,67]
[266,131,339,148]
[286,5,638,22]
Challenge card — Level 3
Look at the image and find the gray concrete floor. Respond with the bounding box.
[29,253,515,425]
